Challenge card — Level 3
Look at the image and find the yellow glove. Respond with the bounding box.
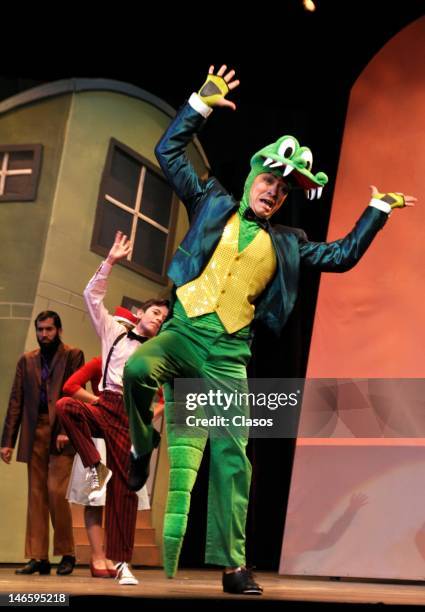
[373,191,405,209]
[198,74,229,107]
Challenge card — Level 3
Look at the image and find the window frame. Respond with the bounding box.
[91,138,178,285]
[0,144,43,202]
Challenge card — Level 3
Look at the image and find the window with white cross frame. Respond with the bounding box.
[91,138,178,285]
[0,144,42,202]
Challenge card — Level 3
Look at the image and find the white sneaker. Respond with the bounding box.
[87,462,112,502]
[115,562,139,585]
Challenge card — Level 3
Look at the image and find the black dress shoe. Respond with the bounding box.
[128,451,153,491]
[56,555,75,576]
[222,567,263,595]
[15,559,51,575]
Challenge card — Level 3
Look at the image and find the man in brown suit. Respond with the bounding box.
[0,311,84,575]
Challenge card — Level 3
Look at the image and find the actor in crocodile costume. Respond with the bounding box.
[123,65,416,595]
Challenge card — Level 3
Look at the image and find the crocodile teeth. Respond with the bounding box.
[317,187,323,199]
[283,165,293,177]
[305,190,310,200]
[263,157,274,167]
[310,188,317,200]
[269,161,283,168]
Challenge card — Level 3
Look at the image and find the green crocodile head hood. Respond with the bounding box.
[243,135,329,204]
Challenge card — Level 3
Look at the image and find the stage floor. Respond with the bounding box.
[0,567,424,607]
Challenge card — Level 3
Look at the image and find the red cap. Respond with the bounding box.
[113,306,138,327]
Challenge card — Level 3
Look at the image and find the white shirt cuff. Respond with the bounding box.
[369,198,391,214]
[189,92,213,118]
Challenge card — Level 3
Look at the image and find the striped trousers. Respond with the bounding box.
[56,391,137,562]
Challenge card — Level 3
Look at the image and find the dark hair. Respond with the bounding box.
[140,299,169,312]
[34,310,62,330]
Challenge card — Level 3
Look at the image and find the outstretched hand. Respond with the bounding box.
[198,64,240,111]
[370,185,418,209]
[106,230,132,265]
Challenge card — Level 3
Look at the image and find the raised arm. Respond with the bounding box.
[83,231,132,337]
[155,65,239,219]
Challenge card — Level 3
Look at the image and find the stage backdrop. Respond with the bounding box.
[280,16,425,580]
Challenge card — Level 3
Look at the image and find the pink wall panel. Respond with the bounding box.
[281,16,425,579]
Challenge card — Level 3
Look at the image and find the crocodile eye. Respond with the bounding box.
[299,149,313,171]
[278,137,297,160]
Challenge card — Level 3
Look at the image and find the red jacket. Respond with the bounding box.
[63,356,102,397]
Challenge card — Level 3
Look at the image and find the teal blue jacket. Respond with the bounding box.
[155,102,388,336]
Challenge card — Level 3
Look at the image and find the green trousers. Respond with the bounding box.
[123,316,252,569]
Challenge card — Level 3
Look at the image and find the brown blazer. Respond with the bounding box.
[1,342,84,463]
